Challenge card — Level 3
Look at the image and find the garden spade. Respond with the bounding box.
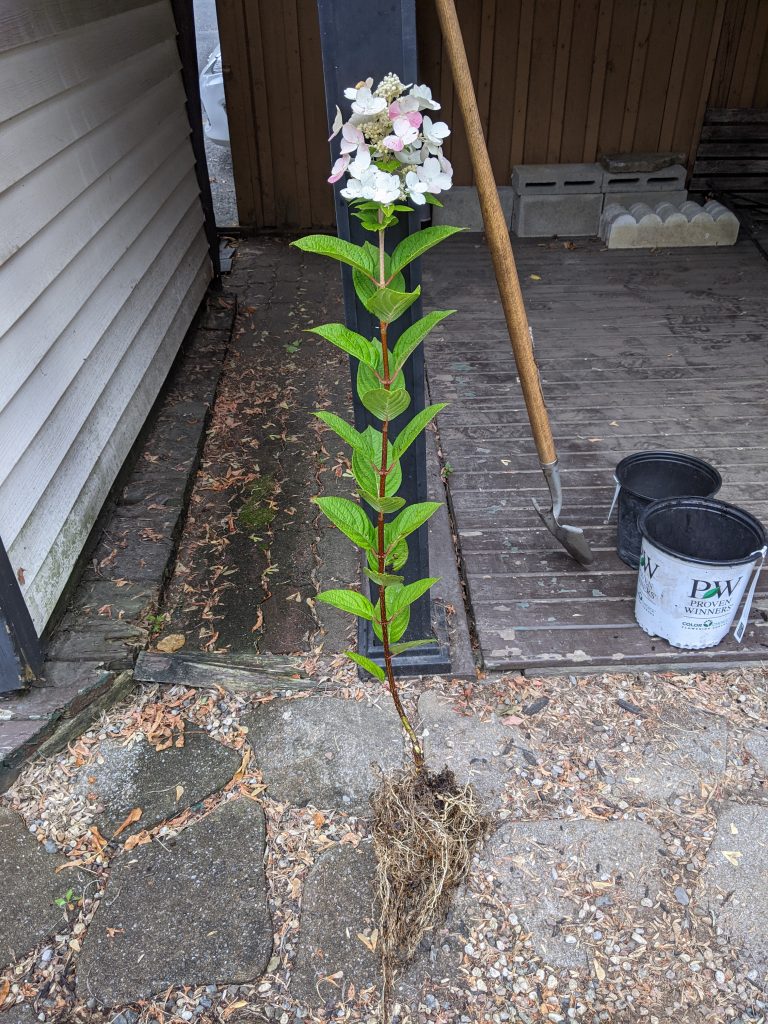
[433,0,594,566]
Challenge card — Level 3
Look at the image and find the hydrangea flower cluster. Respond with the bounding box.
[328,73,453,206]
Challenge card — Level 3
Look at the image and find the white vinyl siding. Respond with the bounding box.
[0,0,212,631]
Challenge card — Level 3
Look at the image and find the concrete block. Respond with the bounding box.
[511,163,602,195]
[602,164,686,193]
[601,199,740,248]
[431,185,515,230]
[607,189,687,208]
[511,192,602,237]
[600,151,687,173]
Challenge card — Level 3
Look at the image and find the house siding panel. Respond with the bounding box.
[0,0,212,631]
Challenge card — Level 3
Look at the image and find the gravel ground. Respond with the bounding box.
[1,662,767,1023]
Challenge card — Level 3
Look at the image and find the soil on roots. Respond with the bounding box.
[371,764,490,1020]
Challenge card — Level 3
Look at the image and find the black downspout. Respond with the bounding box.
[316,0,450,674]
[0,539,43,692]
[170,0,221,279]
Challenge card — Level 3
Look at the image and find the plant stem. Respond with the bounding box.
[376,215,424,770]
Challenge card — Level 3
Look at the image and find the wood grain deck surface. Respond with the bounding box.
[424,236,768,673]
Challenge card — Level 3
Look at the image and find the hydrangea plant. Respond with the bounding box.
[292,74,462,769]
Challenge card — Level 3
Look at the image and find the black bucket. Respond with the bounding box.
[613,451,722,568]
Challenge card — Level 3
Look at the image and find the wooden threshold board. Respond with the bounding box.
[424,236,768,674]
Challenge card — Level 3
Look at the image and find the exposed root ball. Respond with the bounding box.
[371,765,489,1018]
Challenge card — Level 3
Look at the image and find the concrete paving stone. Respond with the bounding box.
[699,803,768,967]
[0,807,85,968]
[78,798,272,1005]
[76,729,240,838]
[615,711,727,802]
[744,729,768,773]
[290,842,379,1005]
[244,696,403,813]
[418,691,522,810]
[0,1002,37,1023]
[483,819,664,968]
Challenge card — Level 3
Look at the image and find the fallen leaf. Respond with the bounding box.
[312,811,326,829]
[502,714,523,726]
[155,633,186,654]
[113,807,142,838]
[593,959,605,981]
[530,274,542,281]
[0,978,9,1004]
[730,823,739,834]
[16,567,25,585]
[357,929,378,952]
[722,850,742,866]
[175,785,184,802]
[124,830,152,851]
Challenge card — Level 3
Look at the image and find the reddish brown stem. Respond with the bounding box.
[375,216,424,770]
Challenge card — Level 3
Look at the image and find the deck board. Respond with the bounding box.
[424,236,768,673]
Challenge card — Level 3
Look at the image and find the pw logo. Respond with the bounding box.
[689,578,742,600]
[639,555,659,579]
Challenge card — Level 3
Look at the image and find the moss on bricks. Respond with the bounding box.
[238,474,277,532]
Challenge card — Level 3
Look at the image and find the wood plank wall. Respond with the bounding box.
[220,0,768,228]
[0,0,212,631]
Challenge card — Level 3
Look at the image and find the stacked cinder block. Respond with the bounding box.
[600,199,740,248]
[601,158,687,208]
[511,164,603,237]
[432,185,515,229]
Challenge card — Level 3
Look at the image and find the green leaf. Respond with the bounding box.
[372,600,410,643]
[389,226,464,276]
[313,412,369,456]
[361,387,411,421]
[358,491,406,514]
[389,605,410,642]
[356,351,404,403]
[292,235,375,277]
[316,589,376,620]
[385,502,442,549]
[392,312,455,373]
[367,536,408,573]
[391,638,435,654]
[345,651,385,680]
[364,568,404,586]
[424,193,443,207]
[393,404,447,459]
[314,497,375,550]
[366,285,421,324]
[386,577,439,617]
[351,427,401,497]
[308,324,378,367]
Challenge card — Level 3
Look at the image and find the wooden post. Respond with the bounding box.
[315,0,450,673]
[0,539,42,692]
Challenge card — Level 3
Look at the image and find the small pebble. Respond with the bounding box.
[674,886,690,906]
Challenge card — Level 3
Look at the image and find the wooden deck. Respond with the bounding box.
[423,236,768,674]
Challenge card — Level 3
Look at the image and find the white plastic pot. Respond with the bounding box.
[635,497,767,650]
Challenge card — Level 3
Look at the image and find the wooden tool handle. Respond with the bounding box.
[434,0,557,466]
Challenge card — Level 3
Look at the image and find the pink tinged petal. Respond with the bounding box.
[405,111,423,128]
[388,101,402,119]
[383,135,404,151]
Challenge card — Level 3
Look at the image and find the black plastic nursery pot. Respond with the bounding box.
[614,451,721,568]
